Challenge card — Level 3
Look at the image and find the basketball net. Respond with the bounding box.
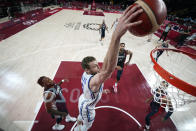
[149,48,196,112]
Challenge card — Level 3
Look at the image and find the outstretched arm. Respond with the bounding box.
[90,5,143,92]
[57,78,69,86]
[106,25,109,32]
[98,24,101,34]
[111,22,114,29]
[125,50,133,65]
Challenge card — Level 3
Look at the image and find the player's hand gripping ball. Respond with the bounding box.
[128,0,167,36]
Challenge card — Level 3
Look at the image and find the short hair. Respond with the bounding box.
[37,76,46,87]
[120,43,125,46]
[162,81,169,87]
[81,56,96,69]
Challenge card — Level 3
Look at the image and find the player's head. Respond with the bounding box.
[81,56,100,75]
[102,19,105,24]
[120,43,125,51]
[37,76,55,88]
[161,80,169,88]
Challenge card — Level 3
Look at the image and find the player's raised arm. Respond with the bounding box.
[90,5,143,92]
[125,50,133,65]
[111,21,114,29]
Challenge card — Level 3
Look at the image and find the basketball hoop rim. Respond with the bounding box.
[150,48,196,97]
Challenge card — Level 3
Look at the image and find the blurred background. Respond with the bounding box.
[0,0,195,19]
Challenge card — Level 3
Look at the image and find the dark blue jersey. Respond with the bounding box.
[117,50,127,67]
[101,24,106,32]
[44,84,67,112]
[44,84,65,103]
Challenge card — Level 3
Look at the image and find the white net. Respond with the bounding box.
[149,48,196,112]
[151,71,196,112]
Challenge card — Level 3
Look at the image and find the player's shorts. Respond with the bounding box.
[56,102,68,113]
[50,102,68,119]
[101,31,105,38]
[150,100,160,112]
[78,94,95,127]
[117,63,124,69]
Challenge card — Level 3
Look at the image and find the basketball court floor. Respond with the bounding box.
[0,9,196,131]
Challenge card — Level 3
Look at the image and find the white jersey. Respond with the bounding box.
[80,72,104,108]
[113,21,118,29]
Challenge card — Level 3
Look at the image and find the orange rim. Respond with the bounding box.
[150,48,196,97]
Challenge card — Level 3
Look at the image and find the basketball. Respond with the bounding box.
[128,0,167,36]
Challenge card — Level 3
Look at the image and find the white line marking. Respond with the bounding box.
[34,101,43,114]
[70,105,142,131]
[28,100,43,131]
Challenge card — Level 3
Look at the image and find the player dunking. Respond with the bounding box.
[99,20,108,42]
[113,43,132,93]
[74,5,143,131]
[37,76,76,130]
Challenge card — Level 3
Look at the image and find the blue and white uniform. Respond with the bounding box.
[112,21,118,30]
[77,72,104,131]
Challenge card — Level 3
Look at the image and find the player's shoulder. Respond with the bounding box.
[83,72,93,77]
[82,72,93,82]
[43,91,56,103]
[125,49,132,54]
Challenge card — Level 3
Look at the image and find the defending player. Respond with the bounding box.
[99,20,109,42]
[144,81,173,131]
[113,43,132,93]
[37,76,76,130]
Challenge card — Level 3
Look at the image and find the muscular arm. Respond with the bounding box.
[111,22,114,29]
[56,78,69,86]
[89,5,143,92]
[57,80,63,86]
[126,50,132,64]
[106,25,109,32]
[90,33,121,92]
